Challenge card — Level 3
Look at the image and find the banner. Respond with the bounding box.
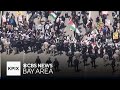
[113,32,118,39]
[102,11,108,15]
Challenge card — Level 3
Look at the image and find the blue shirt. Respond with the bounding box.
[103,28,106,33]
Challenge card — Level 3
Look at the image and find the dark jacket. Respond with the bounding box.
[35,58,41,64]
[74,59,79,66]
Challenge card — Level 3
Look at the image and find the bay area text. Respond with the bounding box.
[23,63,53,75]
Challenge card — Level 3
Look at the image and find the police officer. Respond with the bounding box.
[94,45,99,57]
[90,53,96,68]
[35,56,41,64]
[107,47,113,60]
[23,38,28,53]
[46,57,52,64]
[74,57,79,72]
[112,44,116,54]
[70,41,75,55]
[82,53,88,66]
[16,38,22,53]
[76,40,80,51]
[82,44,87,54]
[64,41,69,55]
[46,57,52,71]
[53,58,59,72]
[111,59,116,73]
[36,38,42,54]
[67,52,74,67]
[30,36,36,52]
[88,44,93,55]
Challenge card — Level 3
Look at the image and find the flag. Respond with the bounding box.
[68,19,80,34]
[49,12,57,20]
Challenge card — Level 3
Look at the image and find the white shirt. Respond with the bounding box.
[77,12,81,16]
[18,15,23,22]
[45,24,50,30]
[2,15,6,23]
[56,17,60,23]
[67,36,70,41]
[1,37,6,43]
[40,35,44,39]
[37,24,43,30]
[49,23,52,27]
[22,34,26,37]
[26,35,30,39]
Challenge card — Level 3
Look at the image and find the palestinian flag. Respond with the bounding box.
[68,19,80,34]
[49,12,57,20]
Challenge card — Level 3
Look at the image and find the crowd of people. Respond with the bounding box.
[0,11,120,73]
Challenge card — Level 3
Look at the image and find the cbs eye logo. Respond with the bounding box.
[6,61,21,76]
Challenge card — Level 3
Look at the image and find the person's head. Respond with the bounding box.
[55,58,57,61]
[37,56,39,59]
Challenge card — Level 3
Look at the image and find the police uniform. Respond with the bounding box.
[74,58,79,72]
[90,53,96,68]
[67,52,73,67]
